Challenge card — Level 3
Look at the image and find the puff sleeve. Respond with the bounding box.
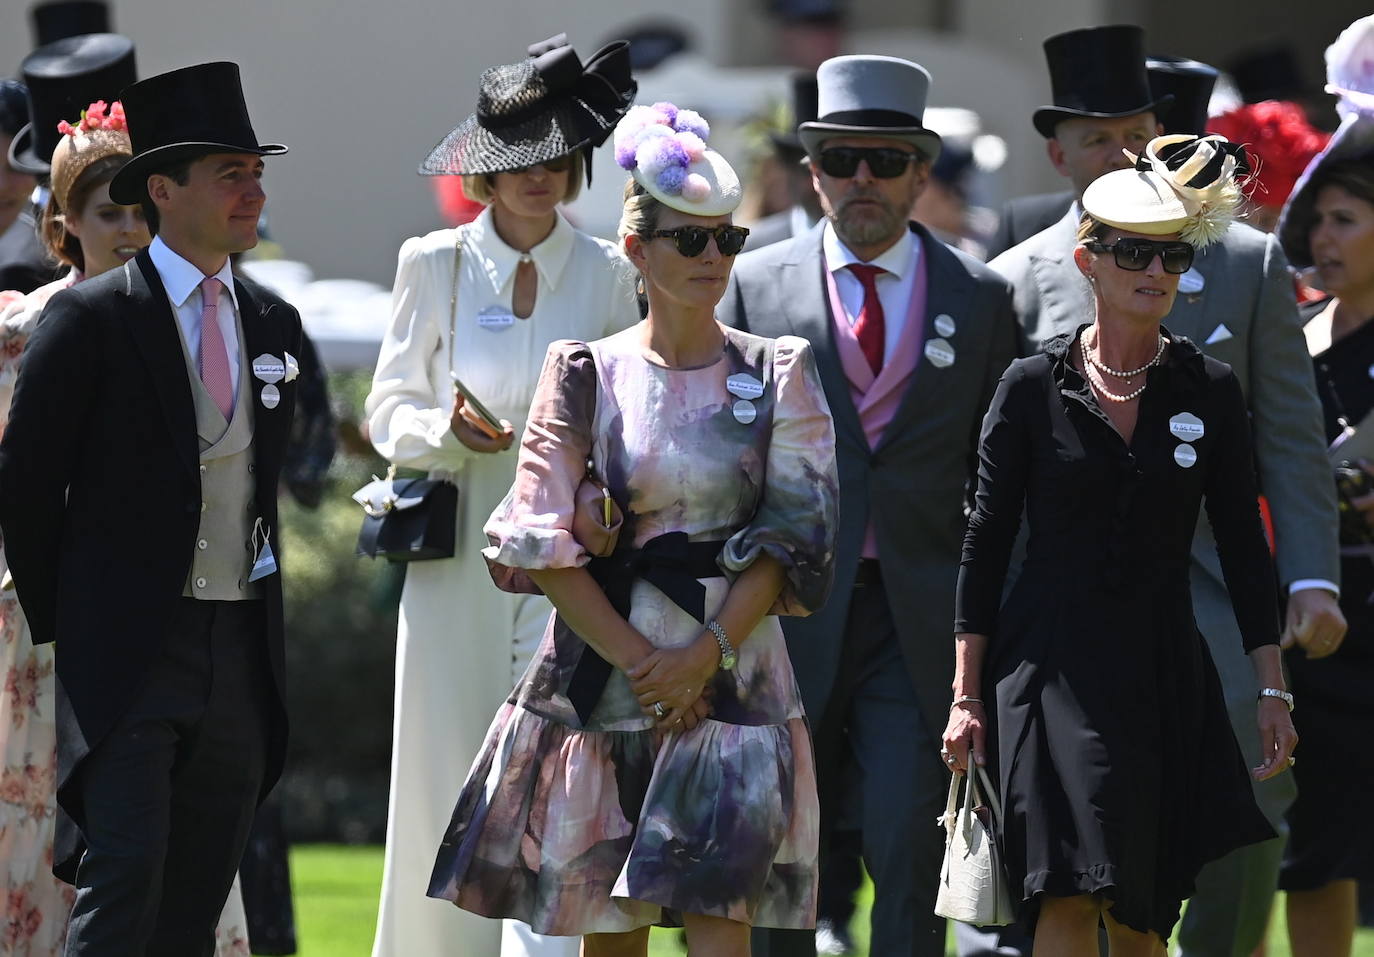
[481,340,597,586]
[364,233,478,472]
[721,336,838,616]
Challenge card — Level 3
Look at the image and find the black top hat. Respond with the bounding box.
[31,1,111,47]
[1147,56,1219,135]
[108,61,287,206]
[770,71,819,160]
[1032,25,1173,138]
[8,32,135,176]
[420,34,636,179]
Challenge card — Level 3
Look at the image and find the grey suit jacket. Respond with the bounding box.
[989,211,1338,717]
[717,221,1019,732]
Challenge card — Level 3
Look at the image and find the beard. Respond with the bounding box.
[830,192,907,247]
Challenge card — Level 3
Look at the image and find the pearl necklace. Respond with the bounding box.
[1081,329,1166,378]
[1084,361,1148,403]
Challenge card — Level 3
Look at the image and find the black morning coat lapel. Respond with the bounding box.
[234,275,288,457]
[873,223,975,454]
[125,250,198,475]
[777,226,868,454]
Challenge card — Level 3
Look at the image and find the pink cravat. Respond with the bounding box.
[198,277,233,419]
[847,263,887,375]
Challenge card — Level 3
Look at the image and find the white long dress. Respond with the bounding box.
[0,275,251,956]
[366,208,638,957]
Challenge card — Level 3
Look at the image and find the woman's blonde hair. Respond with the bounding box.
[617,177,665,248]
[461,150,583,206]
[1077,211,1112,245]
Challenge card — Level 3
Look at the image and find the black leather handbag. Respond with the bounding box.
[354,466,458,562]
[355,230,465,563]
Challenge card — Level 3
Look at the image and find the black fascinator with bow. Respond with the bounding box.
[420,33,637,183]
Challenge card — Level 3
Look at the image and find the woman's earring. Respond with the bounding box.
[635,274,646,297]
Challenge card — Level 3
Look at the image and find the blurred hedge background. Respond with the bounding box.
[277,369,401,844]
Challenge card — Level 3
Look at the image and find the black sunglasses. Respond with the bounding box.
[1085,238,1195,275]
[648,225,750,257]
[819,147,922,179]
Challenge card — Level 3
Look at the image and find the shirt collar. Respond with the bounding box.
[465,205,575,292]
[822,221,918,280]
[148,236,239,312]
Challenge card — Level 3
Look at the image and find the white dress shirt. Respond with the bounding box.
[148,236,242,405]
[822,223,920,360]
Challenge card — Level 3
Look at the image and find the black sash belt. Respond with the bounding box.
[565,531,727,724]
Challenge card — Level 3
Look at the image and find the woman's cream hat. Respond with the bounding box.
[1082,133,1247,247]
[613,101,741,216]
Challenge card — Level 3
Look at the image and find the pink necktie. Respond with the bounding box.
[847,263,887,375]
[198,277,234,419]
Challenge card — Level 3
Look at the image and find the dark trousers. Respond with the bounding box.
[65,599,271,957]
[757,578,948,957]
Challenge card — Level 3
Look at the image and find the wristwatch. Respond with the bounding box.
[1258,687,1294,712]
[707,619,737,671]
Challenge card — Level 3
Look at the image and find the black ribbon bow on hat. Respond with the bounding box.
[564,531,726,724]
[477,34,636,186]
[1134,134,1252,183]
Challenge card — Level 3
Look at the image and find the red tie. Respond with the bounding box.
[847,263,887,375]
[199,277,234,419]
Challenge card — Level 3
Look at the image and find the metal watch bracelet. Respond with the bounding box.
[706,619,737,671]
[1258,687,1294,712]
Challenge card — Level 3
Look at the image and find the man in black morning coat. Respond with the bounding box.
[0,62,300,955]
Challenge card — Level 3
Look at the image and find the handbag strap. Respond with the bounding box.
[448,228,464,377]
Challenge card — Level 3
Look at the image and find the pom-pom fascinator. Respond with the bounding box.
[613,101,742,216]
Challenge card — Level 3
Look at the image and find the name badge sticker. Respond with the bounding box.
[1178,268,1205,295]
[477,305,516,331]
[934,314,956,338]
[1174,444,1198,468]
[733,399,757,424]
[260,383,281,410]
[726,373,765,400]
[251,353,285,383]
[1169,412,1205,442]
[924,338,956,369]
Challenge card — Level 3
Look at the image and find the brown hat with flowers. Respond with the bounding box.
[49,99,131,211]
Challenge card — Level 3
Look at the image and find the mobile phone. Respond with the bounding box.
[451,373,504,438]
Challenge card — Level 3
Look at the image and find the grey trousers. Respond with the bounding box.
[754,580,948,957]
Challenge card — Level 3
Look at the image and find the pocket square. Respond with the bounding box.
[284,351,300,382]
[1204,324,1233,345]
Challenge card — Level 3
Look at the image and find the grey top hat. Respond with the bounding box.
[798,55,942,161]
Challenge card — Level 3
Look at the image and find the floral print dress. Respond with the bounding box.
[428,325,839,935]
[0,277,250,956]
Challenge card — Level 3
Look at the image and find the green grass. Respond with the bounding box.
[289,844,1374,956]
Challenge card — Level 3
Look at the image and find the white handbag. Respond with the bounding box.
[934,765,1016,926]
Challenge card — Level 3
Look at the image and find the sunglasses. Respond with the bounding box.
[819,147,922,179]
[1085,238,1195,275]
[648,224,750,257]
[512,155,572,174]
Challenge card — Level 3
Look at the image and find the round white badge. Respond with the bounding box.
[733,399,757,424]
[924,338,956,369]
[934,314,956,338]
[1366,362,1374,380]
[726,373,765,400]
[1173,443,1197,468]
[1168,412,1205,443]
[477,305,517,331]
[260,383,281,410]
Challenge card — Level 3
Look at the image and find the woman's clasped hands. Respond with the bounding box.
[627,633,718,733]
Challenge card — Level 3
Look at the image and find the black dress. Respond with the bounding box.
[955,329,1279,939]
[1280,298,1374,892]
